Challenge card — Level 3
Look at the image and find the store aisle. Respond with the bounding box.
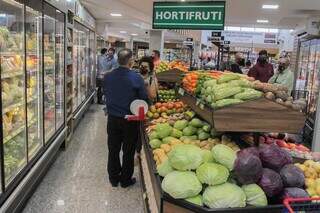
[23,105,144,213]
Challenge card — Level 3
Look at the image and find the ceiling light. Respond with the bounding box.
[257,19,269,23]
[0,14,6,17]
[131,33,138,36]
[262,4,279,9]
[181,0,186,2]
[120,31,127,34]
[110,13,122,17]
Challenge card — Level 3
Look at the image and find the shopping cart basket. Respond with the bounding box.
[283,197,320,213]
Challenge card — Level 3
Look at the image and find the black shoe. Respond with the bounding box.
[110,180,119,187]
[120,178,136,188]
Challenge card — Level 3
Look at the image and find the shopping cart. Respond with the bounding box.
[283,197,320,213]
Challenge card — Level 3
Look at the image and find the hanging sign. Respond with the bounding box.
[153,1,225,30]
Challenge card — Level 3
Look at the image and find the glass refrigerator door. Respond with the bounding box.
[89,31,95,93]
[79,27,89,104]
[55,11,65,130]
[296,41,311,93]
[0,0,27,185]
[43,3,56,142]
[25,2,43,159]
[309,39,320,120]
[72,26,79,111]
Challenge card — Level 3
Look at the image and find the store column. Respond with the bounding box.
[149,30,164,59]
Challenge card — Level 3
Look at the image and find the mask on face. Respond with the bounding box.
[139,65,149,75]
[258,55,267,64]
[278,64,286,72]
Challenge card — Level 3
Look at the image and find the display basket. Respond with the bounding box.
[283,197,320,213]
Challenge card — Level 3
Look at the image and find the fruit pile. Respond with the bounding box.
[295,160,320,197]
[155,61,169,73]
[169,60,189,72]
[158,89,177,102]
[147,101,186,119]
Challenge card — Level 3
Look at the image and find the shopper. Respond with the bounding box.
[204,57,216,70]
[152,50,161,68]
[103,48,148,188]
[268,57,294,95]
[139,56,158,102]
[96,48,108,104]
[230,52,243,74]
[105,47,118,71]
[248,50,274,82]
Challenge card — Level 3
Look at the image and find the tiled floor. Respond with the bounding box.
[23,105,144,213]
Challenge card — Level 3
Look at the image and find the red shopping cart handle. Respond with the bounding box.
[125,106,145,121]
[283,197,320,213]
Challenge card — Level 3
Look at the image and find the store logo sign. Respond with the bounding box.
[153,1,225,30]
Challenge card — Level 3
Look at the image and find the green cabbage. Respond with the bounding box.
[198,131,210,140]
[168,144,203,171]
[155,123,173,139]
[190,118,204,128]
[149,139,162,149]
[171,128,183,138]
[180,135,198,141]
[157,159,174,177]
[212,144,237,170]
[173,120,189,130]
[161,171,202,199]
[148,131,159,140]
[196,163,229,185]
[242,184,268,207]
[203,182,246,208]
[202,150,215,163]
[185,195,203,206]
[183,126,197,136]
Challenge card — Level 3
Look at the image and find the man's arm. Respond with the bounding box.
[268,74,276,84]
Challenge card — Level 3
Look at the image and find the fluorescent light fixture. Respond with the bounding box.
[110,13,122,17]
[241,27,254,32]
[181,0,186,1]
[255,28,268,32]
[269,28,279,33]
[257,19,269,23]
[0,13,6,17]
[131,33,138,36]
[262,4,279,9]
[227,26,241,31]
[120,31,127,34]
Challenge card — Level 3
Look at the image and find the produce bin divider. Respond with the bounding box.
[156,69,185,83]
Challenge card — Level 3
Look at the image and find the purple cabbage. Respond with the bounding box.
[234,149,263,184]
[282,187,309,199]
[259,144,292,171]
[258,168,283,197]
[280,164,305,188]
[238,147,260,157]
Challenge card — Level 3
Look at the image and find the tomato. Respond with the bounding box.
[275,139,289,148]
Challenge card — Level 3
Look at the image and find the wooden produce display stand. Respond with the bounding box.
[156,69,185,83]
[139,125,318,213]
[178,90,306,134]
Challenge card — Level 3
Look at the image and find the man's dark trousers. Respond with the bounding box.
[107,115,138,185]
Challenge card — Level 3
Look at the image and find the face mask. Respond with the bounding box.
[278,64,286,72]
[140,64,149,75]
[258,55,267,64]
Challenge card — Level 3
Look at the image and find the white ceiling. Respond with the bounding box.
[81,0,320,40]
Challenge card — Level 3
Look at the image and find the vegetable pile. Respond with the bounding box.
[158,89,177,102]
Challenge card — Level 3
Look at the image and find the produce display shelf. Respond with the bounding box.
[1,71,24,79]
[156,69,185,83]
[3,96,37,115]
[139,126,320,213]
[3,118,37,144]
[178,89,306,134]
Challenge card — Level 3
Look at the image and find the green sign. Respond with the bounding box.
[153,1,225,30]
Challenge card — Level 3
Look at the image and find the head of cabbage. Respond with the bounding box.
[203,182,246,208]
[168,144,203,171]
[185,195,203,206]
[161,171,202,199]
[242,184,268,207]
[196,163,229,185]
[202,150,215,163]
[157,159,174,177]
[212,144,236,171]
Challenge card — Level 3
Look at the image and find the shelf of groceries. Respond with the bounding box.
[139,63,320,213]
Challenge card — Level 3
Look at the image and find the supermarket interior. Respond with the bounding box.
[1,0,320,213]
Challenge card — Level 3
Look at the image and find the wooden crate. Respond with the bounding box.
[213,98,306,133]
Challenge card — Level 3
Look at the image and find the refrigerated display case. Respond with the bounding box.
[0,0,66,206]
[72,21,95,112]
[295,39,320,122]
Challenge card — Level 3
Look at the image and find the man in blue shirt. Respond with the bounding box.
[97,48,118,104]
[104,48,148,188]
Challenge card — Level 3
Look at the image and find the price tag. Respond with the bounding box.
[178,88,185,96]
[196,99,201,106]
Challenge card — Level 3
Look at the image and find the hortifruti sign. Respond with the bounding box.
[153,1,225,30]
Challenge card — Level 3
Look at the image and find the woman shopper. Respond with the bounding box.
[139,56,158,102]
[248,50,274,82]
